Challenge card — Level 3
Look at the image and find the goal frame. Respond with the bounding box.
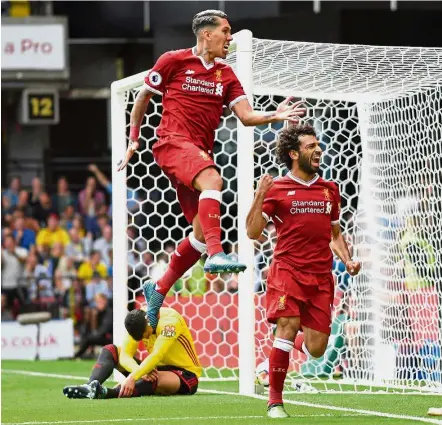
[111,29,442,395]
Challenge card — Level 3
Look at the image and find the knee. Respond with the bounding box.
[206,173,223,191]
[197,169,223,191]
[305,340,328,359]
[275,317,300,341]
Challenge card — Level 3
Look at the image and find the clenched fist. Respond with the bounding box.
[257,174,274,196]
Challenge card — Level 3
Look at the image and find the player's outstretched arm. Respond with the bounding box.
[117,87,154,171]
[330,224,361,276]
[232,97,307,127]
[246,174,274,239]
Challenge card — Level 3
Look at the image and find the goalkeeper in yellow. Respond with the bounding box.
[63,306,201,399]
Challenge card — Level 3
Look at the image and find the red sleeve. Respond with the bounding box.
[262,188,277,223]
[331,184,341,225]
[224,69,247,110]
[144,51,177,96]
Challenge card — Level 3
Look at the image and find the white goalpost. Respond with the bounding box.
[111,30,442,395]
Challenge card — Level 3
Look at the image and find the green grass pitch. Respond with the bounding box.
[2,360,442,425]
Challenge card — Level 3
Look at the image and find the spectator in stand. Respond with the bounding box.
[88,163,138,215]
[88,164,112,198]
[78,176,106,217]
[93,224,112,267]
[28,177,44,212]
[59,204,76,231]
[54,256,77,299]
[1,234,28,313]
[77,250,107,285]
[71,215,87,238]
[74,293,113,359]
[52,177,77,216]
[95,213,111,239]
[24,252,53,302]
[16,190,33,217]
[86,271,110,308]
[61,278,87,323]
[65,227,92,268]
[107,248,113,278]
[33,192,57,227]
[36,214,70,253]
[1,293,14,321]
[2,194,14,225]
[2,176,21,208]
[13,214,36,250]
[45,242,67,278]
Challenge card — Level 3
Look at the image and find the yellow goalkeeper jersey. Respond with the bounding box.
[119,307,202,381]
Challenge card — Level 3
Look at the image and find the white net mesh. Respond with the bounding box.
[117,36,442,392]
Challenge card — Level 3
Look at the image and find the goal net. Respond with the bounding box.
[111,30,442,395]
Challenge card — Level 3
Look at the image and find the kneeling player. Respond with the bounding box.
[63,307,201,399]
[246,124,360,418]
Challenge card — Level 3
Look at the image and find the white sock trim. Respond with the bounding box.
[189,232,207,254]
[199,189,222,203]
[273,338,294,353]
[301,341,318,359]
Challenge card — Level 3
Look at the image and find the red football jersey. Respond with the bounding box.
[262,172,341,274]
[144,47,247,152]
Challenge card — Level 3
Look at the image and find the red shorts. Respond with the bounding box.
[153,135,216,224]
[266,261,335,335]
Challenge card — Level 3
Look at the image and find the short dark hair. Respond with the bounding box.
[275,124,317,170]
[192,9,228,35]
[124,309,148,341]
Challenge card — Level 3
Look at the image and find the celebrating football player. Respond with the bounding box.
[246,123,361,418]
[117,9,306,332]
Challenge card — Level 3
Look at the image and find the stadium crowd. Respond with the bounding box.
[1,165,118,355]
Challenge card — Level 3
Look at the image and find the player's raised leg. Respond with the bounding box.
[143,225,206,330]
[193,167,246,274]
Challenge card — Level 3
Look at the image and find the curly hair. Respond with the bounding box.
[124,309,148,341]
[275,124,317,170]
[192,10,228,36]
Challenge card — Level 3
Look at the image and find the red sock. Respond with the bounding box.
[294,333,305,353]
[198,190,223,256]
[156,237,202,295]
[268,339,292,406]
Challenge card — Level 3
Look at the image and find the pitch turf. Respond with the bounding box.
[1,360,441,425]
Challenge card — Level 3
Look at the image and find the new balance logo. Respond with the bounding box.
[287,190,296,196]
[185,70,195,75]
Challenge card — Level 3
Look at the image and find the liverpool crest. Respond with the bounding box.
[277,295,286,311]
[215,69,222,82]
[323,188,331,201]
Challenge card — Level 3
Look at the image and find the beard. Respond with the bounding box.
[298,153,318,175]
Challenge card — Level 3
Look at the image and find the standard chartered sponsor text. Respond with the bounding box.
[290,200,326,214]
[182,76,217,94]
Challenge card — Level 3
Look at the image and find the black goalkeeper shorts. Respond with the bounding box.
[157,365,199,395]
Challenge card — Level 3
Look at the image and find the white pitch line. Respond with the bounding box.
[2,414,370,425]
[3,369,442,425]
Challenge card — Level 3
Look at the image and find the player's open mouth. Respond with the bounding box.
[223,44,229,53]
[311,156,321,166]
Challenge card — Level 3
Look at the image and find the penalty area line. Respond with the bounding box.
[2,369,442,425]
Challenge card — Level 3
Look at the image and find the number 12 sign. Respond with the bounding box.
[20,89,59,125]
